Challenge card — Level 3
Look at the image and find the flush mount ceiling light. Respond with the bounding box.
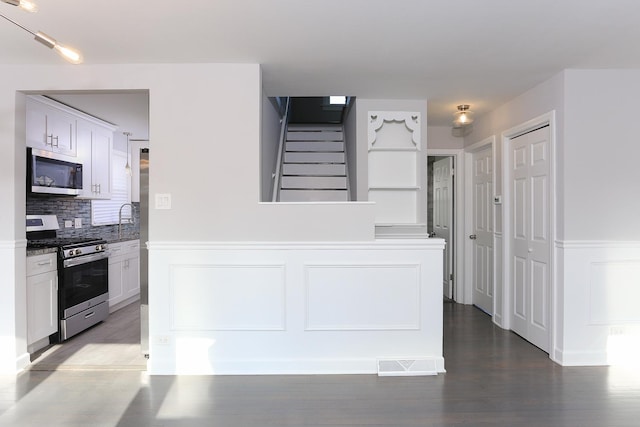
[0,1,83,64]
[452,104,474,128]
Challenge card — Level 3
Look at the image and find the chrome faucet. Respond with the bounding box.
[118,203,135,239]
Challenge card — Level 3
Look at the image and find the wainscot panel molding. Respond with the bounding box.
[147,239,445,375]
[304,264,421,331]
[555,240,640,367]
[170,264,286,331]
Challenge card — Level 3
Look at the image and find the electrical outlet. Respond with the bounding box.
[64,220,73,228]
[74,218,82,229]
[156,335,170,346]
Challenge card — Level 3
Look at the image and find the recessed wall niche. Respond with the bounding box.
[368,111,426,237]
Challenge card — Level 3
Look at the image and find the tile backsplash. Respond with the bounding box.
[27,196,140,241]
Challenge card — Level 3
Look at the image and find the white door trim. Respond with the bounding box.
[427,148,465,303]
[463,136,496,309]
[501,111,557,359]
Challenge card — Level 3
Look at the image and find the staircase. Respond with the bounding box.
[277,124,349,202]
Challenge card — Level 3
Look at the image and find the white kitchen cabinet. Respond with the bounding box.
[77,120,115,199]
[108,240,140,311]
[26,96,77,157]
[26,253,58,346]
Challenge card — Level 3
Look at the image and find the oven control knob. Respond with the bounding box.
[68,249,76,256]
[96,244,104,251]
[75,249,82,255]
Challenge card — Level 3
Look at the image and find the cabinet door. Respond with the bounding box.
[91,127,112,199]
[108,257,125,308]
[76,121,94,198]
[26,97,76,156]
[46,108,76,156]
[124,255,140,299]
[26,99,48,150]
[27,271,58,345]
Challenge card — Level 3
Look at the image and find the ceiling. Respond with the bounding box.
[3,0,640,126]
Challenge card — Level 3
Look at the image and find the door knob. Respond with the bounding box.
[469,234,477,240]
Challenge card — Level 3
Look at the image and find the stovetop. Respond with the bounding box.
[27,237,106,250]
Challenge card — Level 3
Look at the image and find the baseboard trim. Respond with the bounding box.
[148,356,446,376]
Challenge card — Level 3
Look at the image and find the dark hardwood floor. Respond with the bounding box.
[1,303,639,426]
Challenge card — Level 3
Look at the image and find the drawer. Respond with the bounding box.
[108,240,139,257]
[26,253,57,276]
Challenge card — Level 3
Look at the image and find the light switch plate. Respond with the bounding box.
[155,193,172,210]
[65,220,73,228]
[74,218,82,228]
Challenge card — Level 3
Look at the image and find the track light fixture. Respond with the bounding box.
[0,1,83,64]
[1,0,38,13]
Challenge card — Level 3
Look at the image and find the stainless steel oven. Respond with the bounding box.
[58,241,109,340]
[26,214,110,341]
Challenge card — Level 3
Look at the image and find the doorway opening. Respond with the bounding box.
[428,155,455,301]
[23,90,150,371]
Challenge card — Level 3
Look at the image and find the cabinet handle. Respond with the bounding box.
[97,183,101,193]
[46,134,54,146]
[36,261,52,266]
[52,135,59,147]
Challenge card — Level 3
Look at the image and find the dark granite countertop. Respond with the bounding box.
[26,247,58,257]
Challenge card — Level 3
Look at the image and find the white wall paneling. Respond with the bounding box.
[556,241,640,366]
[305,264,421,330]
[148,239,445,375]
[170,264,286,331]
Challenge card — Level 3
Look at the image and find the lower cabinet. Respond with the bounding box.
[108,240,140,310]
[26,253,58,346]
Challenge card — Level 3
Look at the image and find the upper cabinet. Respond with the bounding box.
[26,95,118,200]
[77,120,116,199]
[26,96,77,157]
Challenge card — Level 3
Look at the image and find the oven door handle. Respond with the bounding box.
[62,251,110,268]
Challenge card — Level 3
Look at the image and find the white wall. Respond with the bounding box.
[0,63,430,374]
[563,69,640,241]
[427,126,464,150]
[555,69,640,365]
[260,93,282,202]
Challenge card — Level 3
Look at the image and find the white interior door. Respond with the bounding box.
[433,157,453,299]
[471,147,494,314]
[510,126,551,352]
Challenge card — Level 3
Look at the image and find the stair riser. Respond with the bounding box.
[279,190,349,202]
[284,152,345,163]
[283,163,346,176]
[288,124,342,132]
[287,131,343,141]
[281,176,347,189]
[286,141,344,152]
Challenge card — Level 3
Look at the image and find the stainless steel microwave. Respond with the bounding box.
[27,148,83,196]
